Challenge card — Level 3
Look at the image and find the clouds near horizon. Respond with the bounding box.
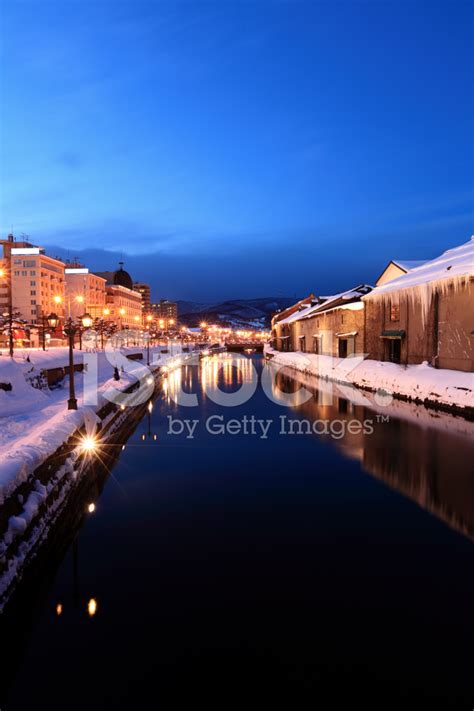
[1,0,473,299]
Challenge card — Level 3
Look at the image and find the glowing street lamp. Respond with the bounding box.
[81,312,93,329]
[39,311,60,351]
[47,312,59,328]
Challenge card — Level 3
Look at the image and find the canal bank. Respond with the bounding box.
[265,345,474,418]
[1,353,474,708]
[0,347,198,611]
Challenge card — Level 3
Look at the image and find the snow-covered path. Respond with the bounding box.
[0,345,191,503]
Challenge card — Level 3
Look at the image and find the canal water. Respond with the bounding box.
[1,354,474,708]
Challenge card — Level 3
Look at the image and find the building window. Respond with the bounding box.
[341,314,344,323]
[30,270,36,276]
[31,299,36,305]
[312,337,320,354]
[390,296,400,322]
[30,280,36,286]
[30,290,36,295]
[21,270,27,276]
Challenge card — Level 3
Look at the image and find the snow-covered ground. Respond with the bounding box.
[0,345,192,504]
[265,346,474,413]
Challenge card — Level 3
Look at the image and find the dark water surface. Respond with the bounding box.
[2,354,474,708]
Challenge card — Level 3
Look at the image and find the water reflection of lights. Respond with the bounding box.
[201,355,250,390]
[165,367,185,404]
[87,598,98,617]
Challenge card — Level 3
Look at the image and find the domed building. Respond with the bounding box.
[94,262,143,329]
[95,262,134,291]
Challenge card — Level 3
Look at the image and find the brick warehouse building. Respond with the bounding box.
[362,237,474,372]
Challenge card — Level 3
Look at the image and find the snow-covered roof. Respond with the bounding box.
[277,285,372,325]
[273,294,315,325]
[276,302,314,325]
[299,284,372,320]
[365,237,474,298]
[392,259,429,271]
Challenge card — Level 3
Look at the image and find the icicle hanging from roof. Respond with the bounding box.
[364,237,474,328]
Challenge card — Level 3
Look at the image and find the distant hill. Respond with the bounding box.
[177,297,299,328]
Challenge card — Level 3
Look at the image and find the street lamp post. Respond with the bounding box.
[79,312,92,350]
[8,308,13,358]
[63,318,78,410]
[102,308,110,349]
[41,314,47,351]
[99,319,105,350]
[145,314,153,365]
[63,313,92,411]
[0,266,14,358]
[41,311,60,351]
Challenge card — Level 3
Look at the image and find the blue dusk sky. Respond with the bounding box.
[1,0,473,301]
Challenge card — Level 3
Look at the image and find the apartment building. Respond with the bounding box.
[65,264,107,320]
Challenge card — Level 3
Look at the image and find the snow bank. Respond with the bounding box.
[265,346,474,412]
[0,359,50,415]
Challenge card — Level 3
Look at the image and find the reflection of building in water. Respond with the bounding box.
[274,365,474,541]
[362,424,474,540]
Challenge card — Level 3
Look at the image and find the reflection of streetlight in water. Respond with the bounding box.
[141,401,157,441]
[55,536,99,619]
